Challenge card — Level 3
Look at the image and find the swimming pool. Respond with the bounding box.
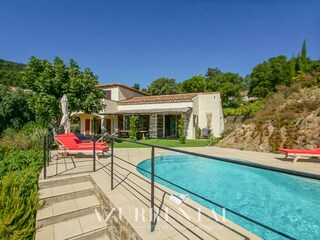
[137,153,320,239]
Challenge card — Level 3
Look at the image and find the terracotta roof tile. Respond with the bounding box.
[118,92,218,104]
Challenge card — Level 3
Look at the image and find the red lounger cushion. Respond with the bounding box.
[280,148,320,154]
[56,134,109,151]
[74,144,109,151]
[58,133,107,145]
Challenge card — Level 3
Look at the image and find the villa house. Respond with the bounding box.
[74,83,224,139]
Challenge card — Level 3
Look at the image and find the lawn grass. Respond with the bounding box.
[113,138,208,148]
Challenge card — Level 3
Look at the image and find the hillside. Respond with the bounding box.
[217,87,320,152]
[0,59,26,87]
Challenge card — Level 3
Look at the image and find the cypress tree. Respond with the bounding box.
[301,40,308,71]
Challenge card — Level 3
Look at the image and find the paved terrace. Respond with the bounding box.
[36,146,320,240]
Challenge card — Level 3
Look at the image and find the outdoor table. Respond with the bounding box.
[139,130,149,140]
[119,130,129,138]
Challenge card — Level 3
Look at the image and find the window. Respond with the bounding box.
[104,90,112,100]
[206,113,212,128]
[123,115,149,131]
[124,116,130,130]
[193,115,198,127]
[138,115,149,130]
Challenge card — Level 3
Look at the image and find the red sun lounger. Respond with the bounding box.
[54,133,109,160]
[280,148,320,163]
[58,132,107,146]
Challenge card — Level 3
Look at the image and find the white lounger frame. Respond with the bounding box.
[284,152,320,163]
[52,145,109,161]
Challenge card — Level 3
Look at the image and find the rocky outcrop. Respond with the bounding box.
[217,89,320,152]
[224,115,252,131]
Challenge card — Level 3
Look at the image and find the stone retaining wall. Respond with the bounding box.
[92,178,143,240]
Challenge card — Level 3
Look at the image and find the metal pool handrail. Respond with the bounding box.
[108,137,299,240]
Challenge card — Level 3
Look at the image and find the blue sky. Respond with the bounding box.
[1,0,319,88]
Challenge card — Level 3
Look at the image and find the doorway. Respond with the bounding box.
[95,118,101,134]
[106,119,111,133]
[85,119,90,135]
[165,115,177,138]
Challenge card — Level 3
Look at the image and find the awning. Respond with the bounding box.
[100,107,192,115]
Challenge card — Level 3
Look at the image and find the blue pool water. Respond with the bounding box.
[137,153,320,239]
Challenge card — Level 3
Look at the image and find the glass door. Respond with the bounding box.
[165,115,177,138]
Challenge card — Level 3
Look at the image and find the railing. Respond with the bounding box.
[43,131,99,179]
[43,130,54,179]
[43,133,319,239]
[107,137,301,240]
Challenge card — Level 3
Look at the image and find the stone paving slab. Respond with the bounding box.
[53,199,77,216]
[54,218,82,240]
[75,195,100,209]
[36,224,54,240]
[37,195,100,221]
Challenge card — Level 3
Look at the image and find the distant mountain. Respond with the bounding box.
[0,59,26,87]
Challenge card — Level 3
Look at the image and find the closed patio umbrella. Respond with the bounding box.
[60,94,70,133]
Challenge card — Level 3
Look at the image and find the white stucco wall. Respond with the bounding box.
[193,93,224,137]
[112,115,118,133]
[185,111,194,140]
[101,99,118,113]
[78,114,94,135]
[103,87,119,101]
[103,86,145,101]
[118,87,145,100]
[118,101,193,111]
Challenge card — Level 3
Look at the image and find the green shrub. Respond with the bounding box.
[178,116,186,144]
[0,150,43,180]
[0,125,44,239]
[129,115,138,140]
[70,124,80,133]
[223,100,265,117]
[221,128,233,139]
[195,126,201,139]
[0,123,46,153]
[0,173,40,240]
[207,133,220,146]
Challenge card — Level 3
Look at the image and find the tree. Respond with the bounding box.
[0,59,26,87]
[132,83,140,90]
[23,57,104,126]
[205,67,222,79]
[301,40,308,71]
[205,68,245,108]
[0,86,34,133]
[289,57,296,80]
[248,56,291,98]
[181,75,206,93]
[141,88,148,93]
[147,77,180,95]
